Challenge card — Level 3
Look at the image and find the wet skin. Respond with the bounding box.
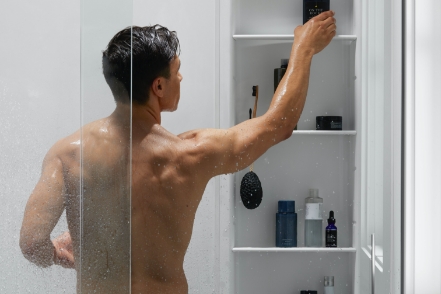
[20,11,336,293]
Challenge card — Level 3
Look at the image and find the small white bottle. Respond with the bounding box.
[304,188,323,247]
[324,276,334,294]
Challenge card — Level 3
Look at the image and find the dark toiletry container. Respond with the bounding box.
[276,201,297,247]
[300,291,318,294]
[303,0,330,24]
[274,59,289,92]
[275,59,297,130]
[316,116,342,130]
[326,211,337,247]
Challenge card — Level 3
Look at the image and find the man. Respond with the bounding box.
[20,11,336,293]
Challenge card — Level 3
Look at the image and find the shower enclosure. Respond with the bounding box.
[1,0,440,293]
[1,0,218,292]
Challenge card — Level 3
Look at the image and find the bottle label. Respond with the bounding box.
[326,230,337,247]
[305,203,322,220]
[330,121,342,129]
[281,238,293,246]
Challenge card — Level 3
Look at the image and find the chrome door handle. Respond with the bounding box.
[371,234,375,294]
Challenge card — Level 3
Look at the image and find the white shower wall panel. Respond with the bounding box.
[0,0,80,293]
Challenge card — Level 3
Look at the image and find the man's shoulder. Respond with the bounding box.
[45,129,81,162]
[54,117,114,152]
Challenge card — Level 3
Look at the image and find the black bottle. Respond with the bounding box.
[303,0,330,24]
[274,59,297,130]
[325,211,337,247]
[274,59,289,92]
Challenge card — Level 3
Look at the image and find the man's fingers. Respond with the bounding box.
[327,24,337,34]
[321,16,336,29]
[315,10,335,21]
[59,249,75,268]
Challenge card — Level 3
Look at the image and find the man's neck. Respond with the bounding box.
[111,101,162,133]
[132,104,161,126]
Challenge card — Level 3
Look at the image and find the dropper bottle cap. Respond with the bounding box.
[327,211,336,225]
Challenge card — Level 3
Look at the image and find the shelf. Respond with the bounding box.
[292,130,356,136]
[233,35,357,41]
[233,247,357,253]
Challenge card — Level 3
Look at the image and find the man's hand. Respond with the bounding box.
[294,10,337,55]
[53,231,74,269]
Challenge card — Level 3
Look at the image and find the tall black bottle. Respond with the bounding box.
[274,59,297,130]
[303,0,330,24]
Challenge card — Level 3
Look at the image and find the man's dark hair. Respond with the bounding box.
[102,25,180,105]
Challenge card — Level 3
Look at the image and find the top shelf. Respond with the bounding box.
[233,34,357,41]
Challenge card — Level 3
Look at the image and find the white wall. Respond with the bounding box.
[0,0,79,292]
[414,0,441,292]
[0,0,218,293]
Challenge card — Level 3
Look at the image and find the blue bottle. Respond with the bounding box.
[325,211,337,247]
[276,201,297,247]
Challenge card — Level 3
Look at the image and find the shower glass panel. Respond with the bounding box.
[1,1,79,292]
[80,0,132,292]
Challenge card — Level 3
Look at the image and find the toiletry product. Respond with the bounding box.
[274,59,298,130]
[274,59,289,92]
[325,211,337,247]
[240,86,263,209]
[303,0,330,24]
[305,189,323,247]
[276,201,297,247]
[300,291,317,294]
[324,276,335,294]
[316,116,342,130]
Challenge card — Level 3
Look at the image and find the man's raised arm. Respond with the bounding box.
[179,11,336,178]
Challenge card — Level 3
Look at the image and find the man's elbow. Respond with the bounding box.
[20,235,54,268]
[275,124,294,143]
[281,127,294,141]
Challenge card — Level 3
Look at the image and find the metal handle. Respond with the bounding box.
[371,234,375,294]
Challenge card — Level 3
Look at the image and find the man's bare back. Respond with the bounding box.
[33,104,239,293]
[20,14,336,293]
[56,107,211,293]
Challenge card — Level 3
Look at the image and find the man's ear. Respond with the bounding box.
[151,77,164,98]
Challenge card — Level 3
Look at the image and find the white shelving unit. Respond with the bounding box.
[219,0,362,293]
